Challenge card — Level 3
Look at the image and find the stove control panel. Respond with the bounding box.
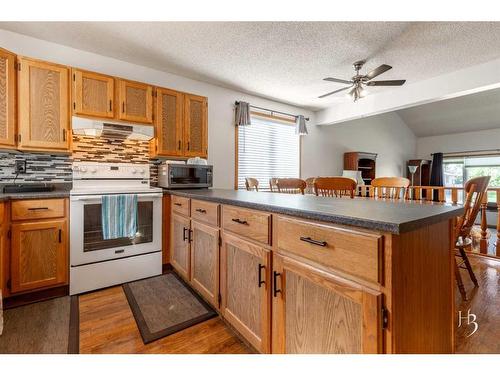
[72,162,150,180]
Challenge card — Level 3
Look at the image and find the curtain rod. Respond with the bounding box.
[234,101,309,121]
[431,148,500,156]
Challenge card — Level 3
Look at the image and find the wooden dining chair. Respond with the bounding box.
[269,178,279,192]
[276,178,307,195]
[313,177,357,198]
[245,177,259,191]
[370,177,410,200]
[454,176,490,300]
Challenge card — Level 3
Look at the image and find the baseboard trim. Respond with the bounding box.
[3,285,69,309]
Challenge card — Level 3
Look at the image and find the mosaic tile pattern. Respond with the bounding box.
[0,151,72,183]
[0,135,166,184]
[72,135,151,164]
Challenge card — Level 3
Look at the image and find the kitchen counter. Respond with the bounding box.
[0,184,72,201]
[165,188,463,234]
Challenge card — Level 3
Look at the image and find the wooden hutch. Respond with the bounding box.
[344,152,377,185]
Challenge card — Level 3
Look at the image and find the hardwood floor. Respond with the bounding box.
[78,255,499,354]
[455,255,500,354]
[79,286,251,354]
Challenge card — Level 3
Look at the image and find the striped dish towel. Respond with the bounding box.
[101,194,138,240]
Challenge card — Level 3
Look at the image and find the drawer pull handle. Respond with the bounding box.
[258,264,265,288]
[183,227,188,241]
[300,236,327,247]
[232,218,248,225]
[28,207,49,211]
[195,208,207,214]
[58,229,62,243]
[273,271,282,297]
[174,203,182,207]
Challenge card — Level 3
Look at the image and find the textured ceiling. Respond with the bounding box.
[2,22,500,110]
[397,88,500,137]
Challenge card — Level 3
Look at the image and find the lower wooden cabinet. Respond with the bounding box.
[220,232,271,353]
[271,253,383,354]
[171,213,191,280]
[10,219,68,293]
[190,220,219,307]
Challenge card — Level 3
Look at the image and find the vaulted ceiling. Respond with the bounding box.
[396,87,500,137]
[2,22,500,111]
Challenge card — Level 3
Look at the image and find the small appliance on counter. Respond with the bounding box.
[186,157,208,165]
[158,162,213,189]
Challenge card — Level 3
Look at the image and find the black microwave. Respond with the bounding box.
[158,164,213,189]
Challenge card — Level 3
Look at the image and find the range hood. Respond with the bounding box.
[71,116,154,141]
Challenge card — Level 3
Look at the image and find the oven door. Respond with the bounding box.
[70,193,162,266]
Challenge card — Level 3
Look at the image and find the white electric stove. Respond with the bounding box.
[69,162,163,295]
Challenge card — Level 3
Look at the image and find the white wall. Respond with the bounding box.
[417,128,500,158]
[301,112,417,178]
[0,29,314,189]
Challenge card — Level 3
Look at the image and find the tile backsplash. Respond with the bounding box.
[0,135,165,184]
[72,135,151,164]
[0,151,72,183]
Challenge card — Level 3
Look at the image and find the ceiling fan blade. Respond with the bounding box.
[364,64,392,80]
[366,80,406,86]
[323,77,353,85]
[318,86,351,98]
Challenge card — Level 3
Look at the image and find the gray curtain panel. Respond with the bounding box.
[295,115,308,135]
[235,101,251,126]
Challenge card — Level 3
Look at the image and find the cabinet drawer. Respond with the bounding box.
[276,216,383,284]
[222,205,271,245]
[11,199,66,221]
[0,203,4,225]
[191,199,219,226]
[171,196,190,217]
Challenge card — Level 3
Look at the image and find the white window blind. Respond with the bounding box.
[237,116,300,190]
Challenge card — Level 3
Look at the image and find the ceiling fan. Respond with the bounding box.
[319,60,406,101]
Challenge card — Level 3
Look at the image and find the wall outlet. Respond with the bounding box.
[15,160,27,174]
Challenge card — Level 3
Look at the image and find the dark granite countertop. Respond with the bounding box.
[0,183,72,201]
[164,188,464,234]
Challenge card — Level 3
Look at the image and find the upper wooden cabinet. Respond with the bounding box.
[72,69,114,119]
[117,79,153,124]
[184,93,208,158]
[17,57,70,152]
[153,89,208,158]
[155,88,184,156]
[0,48,16,149]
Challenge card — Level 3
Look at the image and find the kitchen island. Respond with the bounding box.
[164,189,463,354]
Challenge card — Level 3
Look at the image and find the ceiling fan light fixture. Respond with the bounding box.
[319,60,405,101]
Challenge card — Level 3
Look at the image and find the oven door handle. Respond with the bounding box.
[71,193,163,201]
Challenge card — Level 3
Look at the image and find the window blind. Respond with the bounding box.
[237,116,300,190]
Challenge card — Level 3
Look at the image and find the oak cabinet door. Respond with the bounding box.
[156,88,184,156]
[190,221,219,308]
[73,69,114,118]
[184,94,207,158]
[170,213,191,280]
[10,219,68,293]
[118,79,153,124]
[220,232,271,353]
[272,253,383,354]
[0,48,16,148]
[18,58,70,151]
